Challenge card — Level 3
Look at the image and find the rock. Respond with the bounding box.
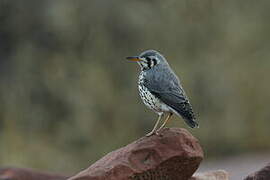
[0,167,68,180]
[244,163,270,180]
[69,128,203,180]
[190,170,229,180]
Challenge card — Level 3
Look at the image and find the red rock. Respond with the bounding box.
[244,163,270,180]
[190,170,229,180]
[69,128,203,180]
[0,167,68,180]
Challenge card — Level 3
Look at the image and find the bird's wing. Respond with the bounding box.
[143,67,198,128]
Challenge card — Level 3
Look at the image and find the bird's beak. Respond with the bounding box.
[126,56,142,62]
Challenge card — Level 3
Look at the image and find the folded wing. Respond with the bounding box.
[143,67,198,128]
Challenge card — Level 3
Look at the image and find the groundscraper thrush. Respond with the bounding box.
[127,50,198,136]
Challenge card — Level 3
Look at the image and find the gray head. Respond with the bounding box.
[126,50,168,71]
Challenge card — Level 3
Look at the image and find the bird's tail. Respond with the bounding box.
[170,101,199,128]
[183,118,199,128]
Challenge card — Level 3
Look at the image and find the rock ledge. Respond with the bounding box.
[69,128,203,180]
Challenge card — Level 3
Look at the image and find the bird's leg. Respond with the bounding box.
[157,113,173,132]
[146,114,163,137]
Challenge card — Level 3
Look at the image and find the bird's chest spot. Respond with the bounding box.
[138,85,159,111]
[138,73,165,112]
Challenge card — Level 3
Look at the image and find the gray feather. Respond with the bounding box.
[143,64,198,128]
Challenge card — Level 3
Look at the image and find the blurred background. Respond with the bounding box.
[0,0,270,179]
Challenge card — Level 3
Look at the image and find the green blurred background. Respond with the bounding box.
[0,0,269,175]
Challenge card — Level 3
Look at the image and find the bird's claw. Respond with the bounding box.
[145,131,159,137]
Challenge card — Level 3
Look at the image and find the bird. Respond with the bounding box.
[126,50,198,136]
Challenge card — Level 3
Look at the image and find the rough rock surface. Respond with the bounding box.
[69,128,203,180]
[190,170,229,180]
[244,163,270,180]
[0,167,68,180]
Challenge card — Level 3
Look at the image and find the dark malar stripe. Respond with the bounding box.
[152,59,157,66]
[147,59,151,69]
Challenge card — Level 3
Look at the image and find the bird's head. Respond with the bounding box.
[126,50,167,71]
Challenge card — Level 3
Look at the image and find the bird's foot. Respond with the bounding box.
[156,127,163,133]
[145,130,159,137]
[157,125,168,134]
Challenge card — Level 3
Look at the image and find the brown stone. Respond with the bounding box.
[0,167,68,180]
[190,170,229,180]
[244,163,270,180]
[69,128,203,180]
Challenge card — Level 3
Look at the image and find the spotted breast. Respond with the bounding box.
[138,72,171,115]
